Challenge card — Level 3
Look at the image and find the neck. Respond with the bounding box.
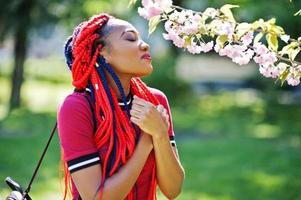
[106,72,132,100]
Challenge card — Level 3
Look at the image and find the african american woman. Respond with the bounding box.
[57,13,185,200]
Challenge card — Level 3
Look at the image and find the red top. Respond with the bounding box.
[57,87,176,200]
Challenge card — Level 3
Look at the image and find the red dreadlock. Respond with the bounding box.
[60,13,160,200]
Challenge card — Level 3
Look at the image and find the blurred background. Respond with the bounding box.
[0,0,301,199]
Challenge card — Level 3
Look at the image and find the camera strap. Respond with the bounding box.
[23,122,57,199]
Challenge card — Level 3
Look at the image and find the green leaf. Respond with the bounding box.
[216,35,228,48]
[267,18,276,25]
[128,0,137,7]
[291,48,300,60]
[184,36,192,47]
[148,15,161,35]
[266,33,278,51]
[254,32,264,44]
[236,23,252,38]
[279,69,290,86]
[252,19,265,30]
[269,24,285,36]
[279,42,300,60]
[220,4,239,22]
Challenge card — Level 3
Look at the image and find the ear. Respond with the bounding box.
[98,46,112,62]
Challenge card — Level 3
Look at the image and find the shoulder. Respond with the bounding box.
[147,87,171,109]
[57,92,91,118]
[148,87,168,101]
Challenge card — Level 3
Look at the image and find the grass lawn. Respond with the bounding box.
[0,74,301,199]
[0,110,301,200]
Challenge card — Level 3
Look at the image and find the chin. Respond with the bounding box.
[135,67,153,77]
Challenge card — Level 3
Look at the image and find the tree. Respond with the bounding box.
[0,0,59,111]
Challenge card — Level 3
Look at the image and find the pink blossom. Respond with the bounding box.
[287,74,300,86]
[253,44,277,68]
[154,0,173,10]
[164,20,173,32]
[173,37,185,48]
[187,44,202,54]
[214,44,220,53]
[241,32,254,46]
[217,44,253,65]
[182,21,199,35]
[142,0,150,7]
[233,56,251,65]
[200,41,214,53]
[138,6,162,20]
[270,62,287,78]
[203,8,219,19]
[254,43,269,55]
[138,0,173,20]
[259,65,273,78]
[178,10,194,24]
[286,66,301,86]
[162,30,185,48]
[245,49,255,59]
[216,21,235,37]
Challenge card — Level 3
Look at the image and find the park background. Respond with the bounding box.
[0,0,301,199]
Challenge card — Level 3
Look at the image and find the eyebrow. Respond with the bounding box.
[120,29,140,38]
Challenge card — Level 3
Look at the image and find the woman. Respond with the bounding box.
[57,13,185,200]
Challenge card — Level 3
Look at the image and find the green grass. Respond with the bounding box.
[1,73,301,199]
[0,111,301,200]
[172,90,301,138]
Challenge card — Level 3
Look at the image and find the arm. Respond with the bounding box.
[152,133,185,199]
[71,132,153,200]
[130,95,185,199]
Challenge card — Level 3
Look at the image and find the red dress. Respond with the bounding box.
[57,87,176,200]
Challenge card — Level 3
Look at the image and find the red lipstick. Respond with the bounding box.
[141,53,152,60]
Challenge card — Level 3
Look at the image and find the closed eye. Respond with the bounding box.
[126,37,136,41]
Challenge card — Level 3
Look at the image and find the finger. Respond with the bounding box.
[162,108,168,116]
[156,104,164,113]
[130,116,141,125]
[130,109,143,118]
[131,103,145,112]
[133,96,154,108]
[133,95,148,106]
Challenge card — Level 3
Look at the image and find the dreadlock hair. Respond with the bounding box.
[62,13,160,200]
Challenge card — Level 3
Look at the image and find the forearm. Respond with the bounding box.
[152,133,185,199]
[100,139,153,200]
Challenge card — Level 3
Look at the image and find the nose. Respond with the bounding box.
[139,40,150,51]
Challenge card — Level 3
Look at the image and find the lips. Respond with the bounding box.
[141,53,152,60]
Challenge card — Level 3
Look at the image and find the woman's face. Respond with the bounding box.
[100,19,153,77]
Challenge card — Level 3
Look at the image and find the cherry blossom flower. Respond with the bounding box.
[203,7,219,19]
[241,32,254,46]
[138,0,173,20]
[286,66,301,86]
[216,21,235,38]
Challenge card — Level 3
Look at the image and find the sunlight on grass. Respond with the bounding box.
[25,56,70,83]
[247,171,286,191]
[254,124,281,138]
[22,79,72,112]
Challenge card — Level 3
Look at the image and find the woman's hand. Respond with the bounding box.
[156,104,170,130]
[130,95,168,139]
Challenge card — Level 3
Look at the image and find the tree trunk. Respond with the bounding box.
[8,0,32,112]
[9,26,28,111]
